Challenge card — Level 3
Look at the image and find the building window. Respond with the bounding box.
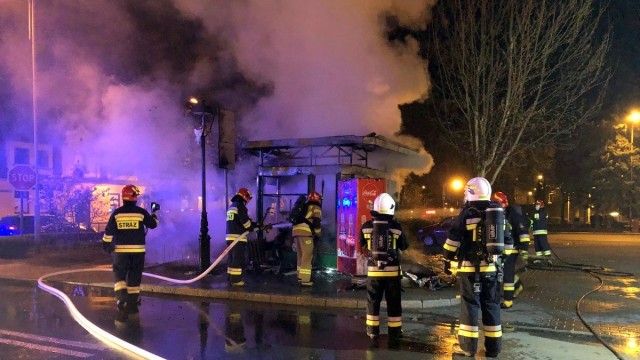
[37,149,50,169]
[15,148,29,165]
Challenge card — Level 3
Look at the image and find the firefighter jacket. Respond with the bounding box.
[531,208,549,236]
[504,205,530,254]
[226,197,256,243]
[102,202,158,253]
[292,201,322,238]
[359,214,408,278]
[443,201,499,275]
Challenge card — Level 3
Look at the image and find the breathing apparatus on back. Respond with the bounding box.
[463,177,505,258]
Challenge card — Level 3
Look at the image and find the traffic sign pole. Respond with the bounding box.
[8,165,37,237]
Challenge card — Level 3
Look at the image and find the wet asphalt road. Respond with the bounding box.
[0,233,638,359]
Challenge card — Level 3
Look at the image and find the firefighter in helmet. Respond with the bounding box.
[292,191,322,286]
[102,184,159,319]
[359,193,408,341]
[531,199,551,265]
[443,177,502,357]
[492,192,530,309]
[226,188,269,286]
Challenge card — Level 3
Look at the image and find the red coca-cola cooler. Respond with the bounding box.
[336,178,386,276]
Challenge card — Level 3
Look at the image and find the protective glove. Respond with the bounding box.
[443,260,452,275]
[102,241,114,254]
[151,202,160,212]
[519,250,529,262]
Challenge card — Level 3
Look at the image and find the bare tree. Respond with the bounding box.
[424,0,611,183]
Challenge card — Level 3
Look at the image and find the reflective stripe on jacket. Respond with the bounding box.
[103,203,158,253]
[226,199,254,242]
[292,203,322,238]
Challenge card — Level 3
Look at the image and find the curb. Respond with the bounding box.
[1,276,460,310]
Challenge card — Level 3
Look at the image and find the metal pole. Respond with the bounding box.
[442,183,446,217]
[199,106,211,272]
[630,122,634,223]
[29,0,40,243]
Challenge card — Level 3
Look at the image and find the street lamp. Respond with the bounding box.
[187,97,217,272]
[535,174,545,202]
[626,110,640,223]
[442,178,463,216]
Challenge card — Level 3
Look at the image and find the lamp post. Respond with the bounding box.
[626,110,640,223]
[442,178,463,216]
[188,97,216,272]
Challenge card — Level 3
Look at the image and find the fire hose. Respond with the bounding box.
[37,231,250,360]
[525,246,634,360]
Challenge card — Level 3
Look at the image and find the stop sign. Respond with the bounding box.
[7,165,37,191]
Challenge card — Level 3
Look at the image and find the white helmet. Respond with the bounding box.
[373,193,395,215]
[464,177,492,202]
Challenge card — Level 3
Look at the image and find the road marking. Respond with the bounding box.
[0,328,106,350]
[0,337,94,358]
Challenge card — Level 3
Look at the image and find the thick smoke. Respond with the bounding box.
[0,0,433,263]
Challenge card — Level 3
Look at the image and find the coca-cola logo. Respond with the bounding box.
[362,189,378,197]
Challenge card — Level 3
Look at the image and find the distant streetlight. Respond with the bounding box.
[535,174,545,202]
[186,97,217,272]
[626,110,640,222]
[443,177,464,215]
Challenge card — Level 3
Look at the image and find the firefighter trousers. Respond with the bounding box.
[113,252,145,305]
[227,240,247,284]
[457,273,502,355]
[533,234,551,256]
[502,253,523,305]
[366,276,403,337]
[294,235,314,283]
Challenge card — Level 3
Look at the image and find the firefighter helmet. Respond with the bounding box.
[535,199,545,208]
[465,177,491,202]
[237,188,253,202]
[492,192,509,208]
[308,191,322,203]
[373,193,395,215]
[122,184,141,202]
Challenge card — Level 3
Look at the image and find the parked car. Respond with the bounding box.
[0,215,91,236]
[417,216,458,249]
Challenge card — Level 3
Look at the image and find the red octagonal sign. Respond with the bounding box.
[8,165,37,191]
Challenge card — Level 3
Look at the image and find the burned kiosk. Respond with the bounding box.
[242,133,421,275]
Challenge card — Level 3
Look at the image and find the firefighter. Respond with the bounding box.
[443,177,502,358]
[359,193,408,341]
[226,188,258,286]
[292,191,322,286]
[531,199,552,265]
[102,184,159,319]
[492,192,530,309]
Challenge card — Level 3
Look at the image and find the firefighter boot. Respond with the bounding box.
[514,284,524,298]
[388,327,403,339]
[366,326,379,339]
[500,300,513,309]
[452,343,474,357]
[115,300,128,323]
[126,294,140,315]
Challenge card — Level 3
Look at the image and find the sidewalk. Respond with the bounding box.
[0,243,460,310]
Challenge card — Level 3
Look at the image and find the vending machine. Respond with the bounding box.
[336,178,386,276]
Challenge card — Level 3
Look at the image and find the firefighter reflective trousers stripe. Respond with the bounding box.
[227,240,247,283]
[294,235,314,283]
[533,234,551,256]
[458,273,502,355]
[113,252,145,303]
[366,276,402,336]
[503,253,523,302]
